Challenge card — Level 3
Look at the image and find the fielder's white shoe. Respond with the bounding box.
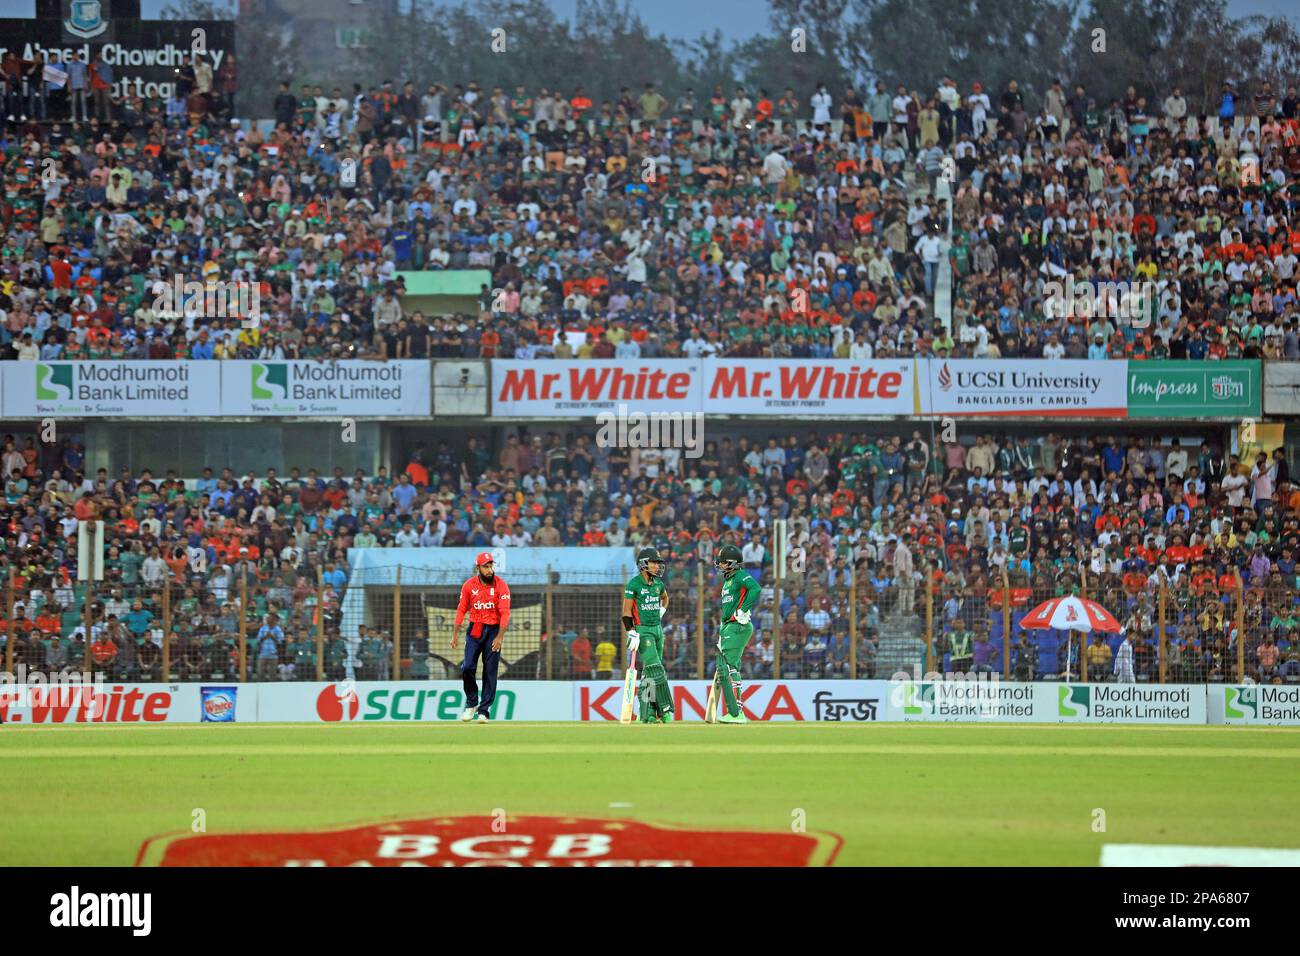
[476,713,490,723]
[460,707,476,722]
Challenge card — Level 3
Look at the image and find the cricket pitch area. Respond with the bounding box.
[3,722,1298,866]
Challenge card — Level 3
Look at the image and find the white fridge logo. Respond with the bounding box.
[50,886,151,936]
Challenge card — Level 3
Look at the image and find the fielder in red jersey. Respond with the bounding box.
[451,552,511,722]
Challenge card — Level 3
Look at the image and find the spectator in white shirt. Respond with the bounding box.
[1220,468,1248,508]
[141,548,169,587]
[811,85,832,126]
[15,334,39,360]
[419,520,446,547]
[1170,442,1190,481]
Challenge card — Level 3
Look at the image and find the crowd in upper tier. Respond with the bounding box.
[1,67,1299,362]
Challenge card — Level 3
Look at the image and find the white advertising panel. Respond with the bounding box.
[892,680,1207,723]
[0,682,251,723]
[257,680,573,722]
[3,361,221,418]
[705,360,916,416]
[922,359,1129,418]
[221,360,431,416]
[491,360,703,417]
[575,680,891,722]
[1208,684,1300,725]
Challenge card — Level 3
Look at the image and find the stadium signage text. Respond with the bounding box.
[496,363,697,412]
[895,681,1210,723]
[1216,684,1300,724]
[0,360,436,418]
[898,680,1035,719]
[811,690,878,720]
[0,17,235,103]
[928,359,1127,416]
[946,370,1104,392]
[0,359,1265,420]
[314,684,517,721]
[5,360,219,417]
[22,41,227,79]
[1064,684,1196,721]
[1125,361,1259,418]
[55,363,191,403]
[490,358,1188,418]
[708,363,904,401]
[2,681,1287,724]
[228,360,433,417]
[578,682,806,721]
[1254,686,1300,722]
[0,684,172,723]
[491,359,917,417]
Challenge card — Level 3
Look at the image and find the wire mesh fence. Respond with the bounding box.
[1,559,1284,685]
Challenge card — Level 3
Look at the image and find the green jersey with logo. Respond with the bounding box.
[719,570,760,623]
[624,573,666,629]
[1009,525,1029,554]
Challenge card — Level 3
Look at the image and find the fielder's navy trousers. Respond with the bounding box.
[461,622,501,716]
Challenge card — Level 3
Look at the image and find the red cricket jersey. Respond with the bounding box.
[454,574,511,637]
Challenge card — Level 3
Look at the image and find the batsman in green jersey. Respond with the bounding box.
[622,547,673,723]
[714,543,760,723]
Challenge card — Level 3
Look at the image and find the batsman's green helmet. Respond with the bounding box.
[637,547,666,576]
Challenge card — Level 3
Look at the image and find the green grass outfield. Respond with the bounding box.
[2,722,1298,866]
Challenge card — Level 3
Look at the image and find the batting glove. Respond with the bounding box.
[626,629,640,651]
[733,608,751,625]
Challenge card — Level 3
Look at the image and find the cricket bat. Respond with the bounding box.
[619,649,638,724]
[705,672,719,724]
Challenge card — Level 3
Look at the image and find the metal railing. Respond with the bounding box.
[3,559,1290,685]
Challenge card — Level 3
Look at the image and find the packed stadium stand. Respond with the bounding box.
[2,51,1299,688]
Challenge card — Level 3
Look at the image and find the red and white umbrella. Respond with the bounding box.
[1019,595,1121,633]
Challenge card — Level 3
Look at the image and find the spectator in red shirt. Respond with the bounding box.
[91,634,118,673]
[48,258,72,290]
[569,631,593,678]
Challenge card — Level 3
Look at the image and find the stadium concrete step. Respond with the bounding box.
[875,614,927,678]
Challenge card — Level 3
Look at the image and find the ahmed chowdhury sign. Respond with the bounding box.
[0,7,234,103]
